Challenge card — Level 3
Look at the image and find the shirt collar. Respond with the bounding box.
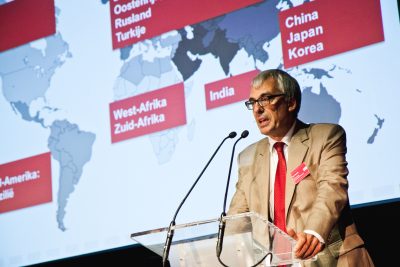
[267,121,296,152]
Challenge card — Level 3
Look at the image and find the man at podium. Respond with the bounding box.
[228,69,374,266]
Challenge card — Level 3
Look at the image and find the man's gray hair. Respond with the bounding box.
[251,69,301,115]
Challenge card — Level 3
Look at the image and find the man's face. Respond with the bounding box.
[249,77,296,140]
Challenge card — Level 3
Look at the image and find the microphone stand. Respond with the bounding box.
[215,131,273,267]
[216,130,249,259]
[162,131,237,267]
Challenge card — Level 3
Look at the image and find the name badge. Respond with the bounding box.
[290,162,310,184]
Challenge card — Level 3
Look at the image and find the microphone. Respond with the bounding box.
[216,130,249,259]
[162,131,237,267]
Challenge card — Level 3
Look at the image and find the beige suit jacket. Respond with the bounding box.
[228,120,371,266]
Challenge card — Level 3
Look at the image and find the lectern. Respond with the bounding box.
[131,212,316,266]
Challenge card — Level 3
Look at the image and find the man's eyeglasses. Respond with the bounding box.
[244,93,286,110]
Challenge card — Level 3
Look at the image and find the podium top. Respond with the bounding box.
[131,212,315,266]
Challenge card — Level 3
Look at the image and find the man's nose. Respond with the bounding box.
[254,103,264,114]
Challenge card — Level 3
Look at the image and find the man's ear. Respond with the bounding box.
[288,98,297,112]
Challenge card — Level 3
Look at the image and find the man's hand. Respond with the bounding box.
[286,228,324,259]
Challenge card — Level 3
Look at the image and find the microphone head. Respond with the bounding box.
[241,130,249,138]
[228,131,237,138]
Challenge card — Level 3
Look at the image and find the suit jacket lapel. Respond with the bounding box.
[286,120,310,218]
[253,138,270,219]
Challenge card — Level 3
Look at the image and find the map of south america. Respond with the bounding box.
[48,120,96,231]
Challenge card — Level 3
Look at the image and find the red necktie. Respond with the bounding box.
[274,142,287,233]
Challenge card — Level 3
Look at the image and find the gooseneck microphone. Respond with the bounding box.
[162,131,237,267]
[216,130,249,262]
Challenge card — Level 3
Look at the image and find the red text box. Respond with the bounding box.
[109,0,261,50]
[205,70,260,110]
[0,0,55,52]
[279,0,384,68]
[109,83,187,143]
[0,152,52,213]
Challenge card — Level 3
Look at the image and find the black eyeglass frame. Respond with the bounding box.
[244,93,286,110]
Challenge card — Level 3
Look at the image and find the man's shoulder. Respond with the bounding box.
[307,122,345,132]
[302,122,346,142]
[238,138,267,162]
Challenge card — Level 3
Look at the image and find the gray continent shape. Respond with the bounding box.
[299,83,341,124]
[0,33,70,125]
[48,120,96,231]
